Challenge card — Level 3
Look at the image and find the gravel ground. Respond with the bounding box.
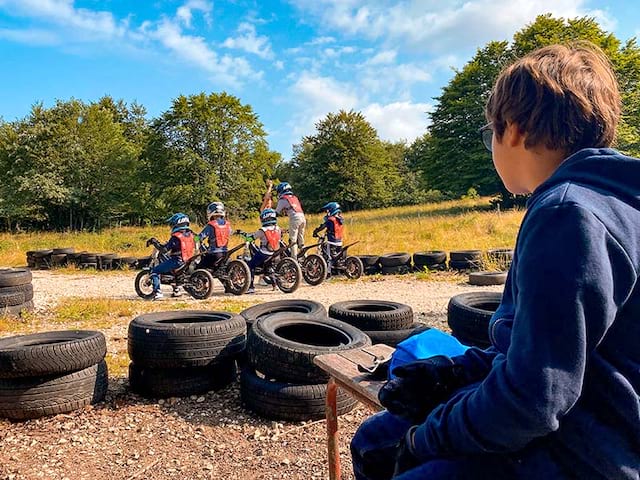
[0,270,503,480]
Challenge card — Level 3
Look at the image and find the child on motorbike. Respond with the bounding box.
[275,181,306,258]
[198,202,232,270]
[245,208,282,294]
[147,213,196,300]
[312,201,343,274]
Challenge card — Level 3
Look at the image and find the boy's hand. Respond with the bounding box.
[378,355,466,424]
[393,426,421,477]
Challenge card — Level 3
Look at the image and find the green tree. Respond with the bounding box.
[147,92,280,221]
[290,110,401,211]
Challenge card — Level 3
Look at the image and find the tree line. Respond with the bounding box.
[1,14,638,230]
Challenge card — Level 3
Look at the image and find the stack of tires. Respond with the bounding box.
[447,292,502,349]
[241,308,370,421]
[127,311,246,398]
[0,269,34,317]
[449,250,484,271]
[328,300,429,348]
[0,331,108,420]
[379,253,412,275]
[487,248,514,270]
[357,255,381,275]
[26,250,52,269]
[412,251,447,271]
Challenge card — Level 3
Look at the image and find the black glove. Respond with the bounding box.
[145,237,157,247]
[378,355,466,424]
[312,227,321,237]
[392,426,421,477]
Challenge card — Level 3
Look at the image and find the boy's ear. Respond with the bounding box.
[504,122,525,148]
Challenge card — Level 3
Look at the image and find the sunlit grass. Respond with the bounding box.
[0,197,524,267]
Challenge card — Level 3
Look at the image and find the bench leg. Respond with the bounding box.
[326,378,340,480]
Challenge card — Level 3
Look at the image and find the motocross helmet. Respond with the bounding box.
[260,208,277,226]
[167,212,190,232]
[321,202,341,217]
[207,202,225,220]
[276,182,293,197]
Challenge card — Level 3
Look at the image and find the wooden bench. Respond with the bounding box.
[314,344,395,480]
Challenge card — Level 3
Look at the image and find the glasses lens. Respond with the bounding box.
[480,125,493,152]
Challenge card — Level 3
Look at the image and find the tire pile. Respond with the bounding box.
[26,248,144,271]
[237,300,365,421]
[0,268,34,317]
[447,292,502,348]
[127,311,246,398]
[0,331,108,419]
[329,300,429,348]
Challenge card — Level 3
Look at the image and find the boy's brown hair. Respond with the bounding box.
[486,42,621,155]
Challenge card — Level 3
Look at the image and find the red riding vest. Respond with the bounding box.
[261,227,281,251]
[208,220,231,248]
[283,194,303,213]
[327,216,344,241]
[172,231,195,261]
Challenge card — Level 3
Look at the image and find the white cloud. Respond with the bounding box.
[362,101,432,142]
[222,22,274,59]
[0,27,59,45]
[274,60,285,70]
[151,19,260,85]
[308,36,336,45]
[366,49,397,65]
[289,0,616,52]
[176,0,213,28]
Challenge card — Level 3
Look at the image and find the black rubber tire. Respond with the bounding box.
[128,360,236,398]
[118,257,138,269]
[364,323,431,347]
[186,269,215,300]
[447,292,502,348]
[449,259,483,271]
[0,330,106,378]
[50,254,68,267]
[413,262,447,272]
[0,269,32,288]
[1,301,34,317]
[30,250,53,258]
[137,256,152,269]
[357,255,380,268]
[329,300,414,331]
[301,254,327,286]
[240,300,327,328]
[52,248,75,255]
[128,311,247,368]
[240,368,356,421]
[0,289,30,308]
[364,265,381,275]
[487,248,514,269]
[247,313,371,383]
[379,253,411,267]
[225,260,251,295]
[0,284,34,302]
[0,360,108,420]
[134,270,155,300]
[413,251,446,266]
[80,253,99,263]
[381,265,411,275]
[468,271,508,286]
[344,256,364,280]
[79,263,98,270]
[274,257,302,294]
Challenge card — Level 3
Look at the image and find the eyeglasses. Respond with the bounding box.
[479,122,493,152]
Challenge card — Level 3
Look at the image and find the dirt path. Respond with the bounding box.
[1,271,504,480]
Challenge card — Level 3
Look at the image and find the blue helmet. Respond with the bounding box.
[276,182,293,197]
[321,202,341,217]
[166,212,190,232]
[259,208,277,226]
[206,202,225,219]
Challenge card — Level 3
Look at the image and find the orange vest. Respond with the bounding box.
[208,220,231,248]
[262,227,281,251]
[283,194,303,213]
[172,231,195,261]
[328,216,344,241]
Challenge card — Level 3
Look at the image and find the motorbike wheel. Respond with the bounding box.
[344,256,364,280]
[225,260,251,296]
[134,270,155,300]
[186,269,215,300]
[302,254,327,286]
[274,258,302,294]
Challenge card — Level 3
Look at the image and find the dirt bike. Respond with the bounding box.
[134,238,215,300]
[280,234,328,286]
[313,233,364,279]
[236,230,302,294]
[198,236,251,296]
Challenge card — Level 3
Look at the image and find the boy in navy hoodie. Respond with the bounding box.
[351,43,640,479]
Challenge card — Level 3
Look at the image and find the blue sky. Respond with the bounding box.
[0,1,637,159]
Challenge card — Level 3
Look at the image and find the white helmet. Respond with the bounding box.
[207,202,225,220]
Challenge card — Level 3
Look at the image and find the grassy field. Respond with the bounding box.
[0,197,524,267]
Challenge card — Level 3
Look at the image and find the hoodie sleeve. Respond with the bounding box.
[412,203,635,457]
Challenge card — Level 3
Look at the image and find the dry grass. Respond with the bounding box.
[0,197,525,267]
